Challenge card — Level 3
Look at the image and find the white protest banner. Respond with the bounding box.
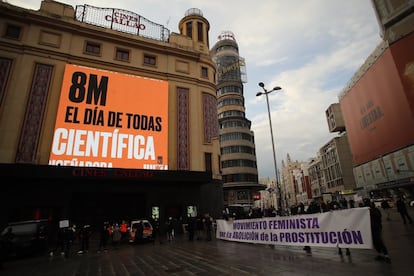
[216,207,372,249]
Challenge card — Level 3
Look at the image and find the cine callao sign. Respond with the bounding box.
[49,64,169,170]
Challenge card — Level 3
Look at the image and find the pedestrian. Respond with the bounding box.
[54,224,74,258]
[381,200,392,221]
[112,223,121,249]
[151,218,160,244]
[335,205,351,256]
[203,213,213,241]
[49,226,64,256]
[303,200,323,254]
[396,197,413,224]
[340,198,348,209]
[363,198,391,263]
[120,220,128,242]
[77,224,92,254]
[297,202,305,214]
[187,215,196,241]
[98,222,110,252]
[134,221,144,244]
[166,217,174,242]
[196,215,204,240]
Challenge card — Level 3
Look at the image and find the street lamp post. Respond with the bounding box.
[256,82,283,214]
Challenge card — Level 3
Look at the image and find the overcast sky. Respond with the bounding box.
[7,0,383,179]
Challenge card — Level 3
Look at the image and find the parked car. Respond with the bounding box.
[128,219,153,243]
[1,219,51,258]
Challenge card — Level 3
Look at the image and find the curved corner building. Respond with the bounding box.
[211,31,265,207]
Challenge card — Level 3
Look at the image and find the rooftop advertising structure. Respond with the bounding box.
[49,64,169,170]
[75,5,170,42]
[340,35,414,166]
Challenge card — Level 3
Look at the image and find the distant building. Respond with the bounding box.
[307,154,326,200]
[281,154,303,209]
[318,134,356,197]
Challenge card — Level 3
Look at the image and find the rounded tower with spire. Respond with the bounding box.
[211,31,263,208]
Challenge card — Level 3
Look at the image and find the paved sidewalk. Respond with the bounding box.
[1,208,413,275]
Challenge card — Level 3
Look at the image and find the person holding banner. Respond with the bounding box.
[303,200,320,254]
[337,204,351,257]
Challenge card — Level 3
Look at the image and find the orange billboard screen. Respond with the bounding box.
[49,64,168,170]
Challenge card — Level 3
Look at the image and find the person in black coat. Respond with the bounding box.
[98,222,110,252]
[396,197,413,224]
[187,216,196,241]
[135,222,144,244]
[363,198,390,262]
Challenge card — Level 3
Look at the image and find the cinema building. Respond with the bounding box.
[0,0,223,227]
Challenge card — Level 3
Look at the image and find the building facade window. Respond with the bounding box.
[223,173,258,183]
[218,110,245,119]
[143,54,156,66]
[205,152,212,172]
[4,24,21,39]
[237,191,249,200]
[202,93,219,143]
[222,159,256,168]
[115,48,130,62]
[219,132,253,143]
[221,145,255,155]
[217,85,243,97]
[201,66,208,78]
[0,58,13,106]
[186,21,192,38]
[219,120,250,129]
[217,98,243,108]
[85,41,101,55]
[177,87,189,170]
[197,22,203,42]
[15,63,53,163]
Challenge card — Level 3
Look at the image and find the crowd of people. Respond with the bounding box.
[36,212,217,259]
[1,197,412,266]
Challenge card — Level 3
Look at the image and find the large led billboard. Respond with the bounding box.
[340,36,414,167]
[49,64,169,170]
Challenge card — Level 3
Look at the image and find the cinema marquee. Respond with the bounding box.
[75,4,170,42]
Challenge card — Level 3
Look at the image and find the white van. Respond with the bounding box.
[128,219,153,243]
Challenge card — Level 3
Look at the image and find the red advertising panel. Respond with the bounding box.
[49,64,169,170]
[389,32,414,114]
[340,43,414,166]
